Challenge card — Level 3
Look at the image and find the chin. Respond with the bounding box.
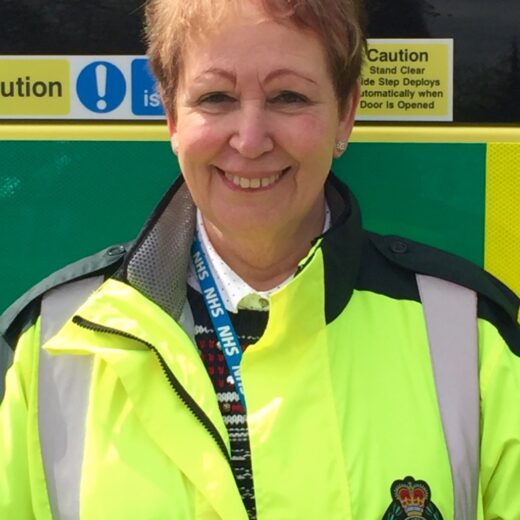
[213,207,284,238]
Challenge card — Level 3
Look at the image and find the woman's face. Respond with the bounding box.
[168,2,358,240]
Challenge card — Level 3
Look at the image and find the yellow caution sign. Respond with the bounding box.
[358,39,453,122]
[0,59,70,116]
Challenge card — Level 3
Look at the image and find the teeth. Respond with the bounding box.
[223,170,284,189]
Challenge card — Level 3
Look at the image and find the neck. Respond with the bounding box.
[202,198,326,291]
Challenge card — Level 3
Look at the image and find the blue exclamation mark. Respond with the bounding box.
[77,61,126,113]
[95,64,107,111]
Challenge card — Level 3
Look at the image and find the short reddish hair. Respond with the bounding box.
[145,0,367,116]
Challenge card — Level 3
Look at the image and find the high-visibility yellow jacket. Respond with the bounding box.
[1,175,519,519]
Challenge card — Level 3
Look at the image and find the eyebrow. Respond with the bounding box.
[263,68,318,86]
[195,68,237,86]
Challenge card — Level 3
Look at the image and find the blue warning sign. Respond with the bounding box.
[76,61,126,113]
[131,59,164,116]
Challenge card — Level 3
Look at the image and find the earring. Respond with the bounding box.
[336,141,347,151]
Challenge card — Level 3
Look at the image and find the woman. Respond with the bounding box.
[1,0,519,519]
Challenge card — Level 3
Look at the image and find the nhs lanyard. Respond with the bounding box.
[191,235,247,410]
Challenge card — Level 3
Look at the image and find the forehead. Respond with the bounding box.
[180,4,329,83]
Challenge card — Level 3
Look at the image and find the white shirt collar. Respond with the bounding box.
[188,205,331,313]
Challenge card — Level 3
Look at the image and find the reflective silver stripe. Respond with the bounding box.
[417,274,479,520]
[39,276,103,520]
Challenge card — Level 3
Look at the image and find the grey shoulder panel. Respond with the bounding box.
[0,242,131,347]
[0,335,13,401]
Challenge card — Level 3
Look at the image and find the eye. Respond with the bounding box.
[199,92,237,105]
[268,90,309,105]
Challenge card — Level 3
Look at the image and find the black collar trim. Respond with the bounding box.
[321,174,364,323]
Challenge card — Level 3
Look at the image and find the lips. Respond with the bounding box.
[217,167,290,190]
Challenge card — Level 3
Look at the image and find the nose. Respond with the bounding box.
[229,104,274,158]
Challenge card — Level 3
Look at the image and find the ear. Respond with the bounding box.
[334,82,360,158]
[166,112,179,156]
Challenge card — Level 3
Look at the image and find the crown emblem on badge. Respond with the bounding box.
[381,476,444,520]
[393,479,429,517]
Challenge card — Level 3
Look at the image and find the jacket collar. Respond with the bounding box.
[117,173,363,324]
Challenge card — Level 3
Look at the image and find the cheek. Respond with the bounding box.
[287,117,335,197]
[178,129,222,189]
[285,114,336,158]
[177,117,226,161]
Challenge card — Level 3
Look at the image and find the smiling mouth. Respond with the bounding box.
[217,167,290,189]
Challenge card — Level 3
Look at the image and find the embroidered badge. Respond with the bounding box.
[381,476,444,520]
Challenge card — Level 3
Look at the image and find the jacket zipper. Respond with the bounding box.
[72,315,231,464]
